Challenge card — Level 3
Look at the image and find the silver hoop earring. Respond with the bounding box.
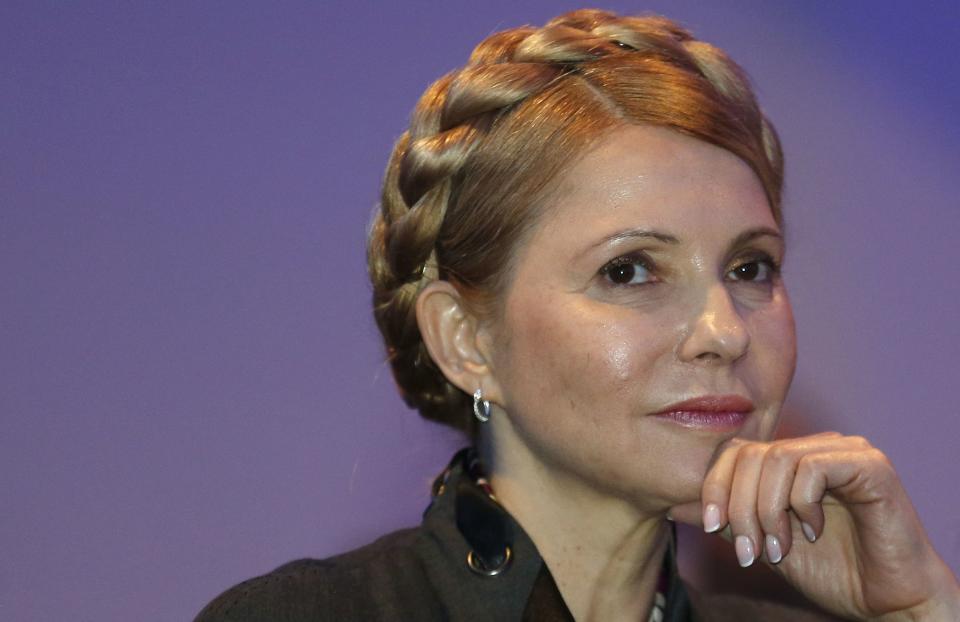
[473,389,491,423]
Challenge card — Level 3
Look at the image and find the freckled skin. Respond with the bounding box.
[484,125,797,512]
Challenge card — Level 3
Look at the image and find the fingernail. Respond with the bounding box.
[665,513,674,522]
[801,521,817,543]
[703,503,721,533]
[765,534,782,564]
[735,535,755,567]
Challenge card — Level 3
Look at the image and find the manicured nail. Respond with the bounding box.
[765,534,782,564]
[801,522,817,543]
[703,503,721,533]
[735,535,755,567]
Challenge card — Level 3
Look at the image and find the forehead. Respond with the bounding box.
[539,125,776,240]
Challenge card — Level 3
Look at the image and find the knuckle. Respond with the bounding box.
[717,437,745,453]
[788,488,808,509]
[866,446,889,462]
[799,450,826,468]
[866,447,895,472]
[740,443,768,461]
[708,438,741,464]
[758,507,782,530]
[794,455,824,489]
[764,444,792,466]
[701,480,729,501]
[727,505,754,526]
[847,435,872,449]
[795,452,816,474]
[857,449,900,498]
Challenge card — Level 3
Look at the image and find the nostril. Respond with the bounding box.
[695,351,722,362]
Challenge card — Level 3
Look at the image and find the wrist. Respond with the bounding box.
[875,574,960,622]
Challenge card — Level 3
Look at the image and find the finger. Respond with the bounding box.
[788,440,877,543]
[699,438,746,534]
[794,430,844,440]
[666,502,736,545]
[727,443,768,567]
[789,452,834,541]
[756,443,795,564]
[757,436,848,562]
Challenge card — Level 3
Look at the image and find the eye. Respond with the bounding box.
[601,255,655,286]
[727,257,779,282]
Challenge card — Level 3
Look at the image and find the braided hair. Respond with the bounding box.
[367,9,783,434]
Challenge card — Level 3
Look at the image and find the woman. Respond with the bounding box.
[196,9,958,621]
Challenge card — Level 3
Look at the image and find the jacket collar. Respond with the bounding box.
[419,448,694,621]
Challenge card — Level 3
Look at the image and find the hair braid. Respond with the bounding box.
[368,9,784,432]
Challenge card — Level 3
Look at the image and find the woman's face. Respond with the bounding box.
[484,125,796,510]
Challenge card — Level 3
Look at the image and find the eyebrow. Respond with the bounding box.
[581,225,782,258]
[730,227,783,248]
[591,228,680,249]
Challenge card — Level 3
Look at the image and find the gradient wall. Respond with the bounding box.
[2,1,958,620]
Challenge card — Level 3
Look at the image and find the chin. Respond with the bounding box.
[603,454,707,513]
[639,436,725,508]
[672,451,715,501]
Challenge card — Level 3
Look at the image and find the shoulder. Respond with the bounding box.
[688,587,842,622]
[193,527,444,622]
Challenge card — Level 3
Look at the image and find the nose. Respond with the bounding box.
[678,284,750,364]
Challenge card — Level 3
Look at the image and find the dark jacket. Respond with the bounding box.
[195,450,837,621]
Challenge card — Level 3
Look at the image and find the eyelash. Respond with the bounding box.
[599,252,657,287]
[598,252,782,287]
[727,253,782,283]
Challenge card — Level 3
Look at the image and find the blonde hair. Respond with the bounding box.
[367,9,783,433]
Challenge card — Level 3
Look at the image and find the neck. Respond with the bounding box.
[479,430,671,622]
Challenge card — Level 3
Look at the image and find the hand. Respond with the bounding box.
[668,432,960,620]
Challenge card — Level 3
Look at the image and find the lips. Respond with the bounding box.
[651,395,754,431]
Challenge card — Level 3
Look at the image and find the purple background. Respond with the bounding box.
[3,1,958,620]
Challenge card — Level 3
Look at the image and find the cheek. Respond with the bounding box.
[498,293,672,416]
[599,310,678,389]
[746,294,797,401]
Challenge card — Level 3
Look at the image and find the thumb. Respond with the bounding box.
[667,501,703,527]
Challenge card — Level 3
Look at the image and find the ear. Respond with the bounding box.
[416,280,503,406]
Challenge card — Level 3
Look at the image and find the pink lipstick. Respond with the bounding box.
[651,395,754,432]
